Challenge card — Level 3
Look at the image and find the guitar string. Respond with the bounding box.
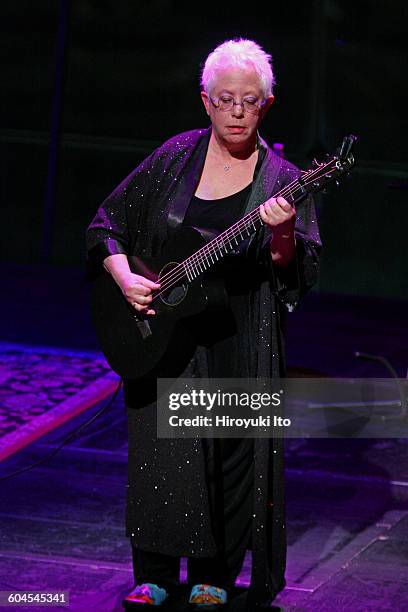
[181,158,340,275]
[151,159,338,301]
[154,161,332,291]
[150,159,339,301]
[164,159,338,287]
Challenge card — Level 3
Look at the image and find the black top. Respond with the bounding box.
[183,183,253,378]
[183,182,252,233]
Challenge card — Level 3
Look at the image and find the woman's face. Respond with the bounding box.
[201,65,274,150]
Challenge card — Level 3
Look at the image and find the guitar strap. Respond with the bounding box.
[242,133,283,258]
[246,135,283,226]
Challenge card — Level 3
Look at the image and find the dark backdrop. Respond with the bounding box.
[1,1,407,298]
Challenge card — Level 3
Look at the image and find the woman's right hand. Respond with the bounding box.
[119,273,161,316]
[102,254,160,316]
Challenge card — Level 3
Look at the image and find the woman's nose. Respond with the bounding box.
[231,101,245,117]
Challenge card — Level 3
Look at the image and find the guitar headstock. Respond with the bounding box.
[339,134,358,162]
[300,135,357,195]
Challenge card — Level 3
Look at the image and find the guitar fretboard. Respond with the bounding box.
[182,173,309,281]
[151,147,353,301]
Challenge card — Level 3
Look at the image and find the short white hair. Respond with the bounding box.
[201,38,275,98]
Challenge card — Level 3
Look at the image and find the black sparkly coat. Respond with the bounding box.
[86,127,321,607]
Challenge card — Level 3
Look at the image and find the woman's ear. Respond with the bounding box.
[200,91,210,116]
[261,95,275,119]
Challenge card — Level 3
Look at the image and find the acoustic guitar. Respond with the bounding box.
[92,135,356,378]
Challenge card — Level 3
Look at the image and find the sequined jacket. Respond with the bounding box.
[86,127,321,607]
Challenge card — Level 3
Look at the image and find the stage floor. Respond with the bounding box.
[0,263,407,610]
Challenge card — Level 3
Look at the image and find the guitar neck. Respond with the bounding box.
[182,174,308,282]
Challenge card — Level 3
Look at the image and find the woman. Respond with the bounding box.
[87,39,321,609]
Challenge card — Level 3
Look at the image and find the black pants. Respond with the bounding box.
[132,438,254,594]
[132,548,245,595]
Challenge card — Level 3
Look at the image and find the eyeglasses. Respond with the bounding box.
[210,95,265,115]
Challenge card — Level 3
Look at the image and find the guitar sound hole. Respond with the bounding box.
[159,262,188,307]
[161,284,188,307]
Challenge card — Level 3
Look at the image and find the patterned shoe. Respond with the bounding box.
[188,584,227,609]
[122,583,168,608]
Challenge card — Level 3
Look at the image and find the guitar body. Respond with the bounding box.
[91,227,228,379]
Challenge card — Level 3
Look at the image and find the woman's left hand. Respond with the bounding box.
[260,197,297,266]
[259,196,296,237]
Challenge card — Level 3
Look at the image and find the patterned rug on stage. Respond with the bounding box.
[0,343,119,462]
